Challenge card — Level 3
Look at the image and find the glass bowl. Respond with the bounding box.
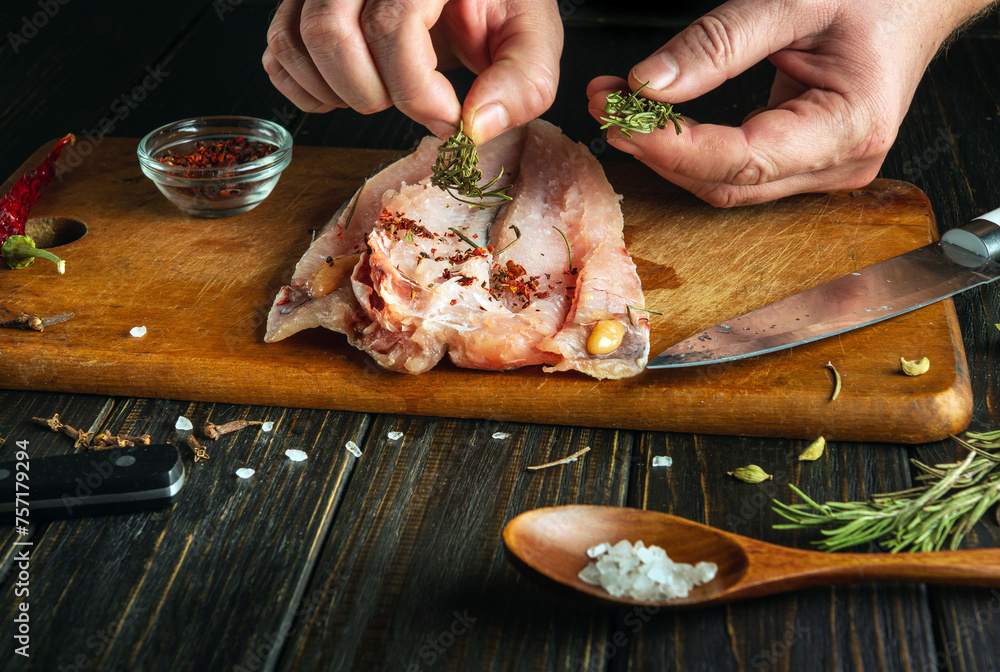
[137,116,293,218]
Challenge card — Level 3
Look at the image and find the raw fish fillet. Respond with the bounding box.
[265,120,649,379]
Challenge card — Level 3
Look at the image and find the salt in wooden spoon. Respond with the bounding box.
[503,505,1000,608]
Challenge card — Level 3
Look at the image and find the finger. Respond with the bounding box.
[263,60,345,113]
[638,158,880,207]
[586,75,627,100]
[264,0,345,110]
[299,0,394,115]
[627,0,826,103]
[591,84,865,187]
[358,0,461,137]
[463,4,563,144]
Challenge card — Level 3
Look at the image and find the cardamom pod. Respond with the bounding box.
[798,436,826,461]
[900,356,930,376]
[727,464,773,483]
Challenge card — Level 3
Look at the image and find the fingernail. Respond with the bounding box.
[469,103,510,144]
[632,52,678,91]
[427,120,458,139]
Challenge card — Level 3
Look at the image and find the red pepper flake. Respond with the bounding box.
[1,133,75,272]
[457,276,476,286]
[448,246,489,265]
[376,208,434,240]
[490,258,540,307]
[156,136,276,171]
[449,299,458,306]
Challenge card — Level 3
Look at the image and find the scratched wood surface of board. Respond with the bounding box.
[0,138,971,442]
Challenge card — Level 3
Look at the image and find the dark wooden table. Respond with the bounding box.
[2,2,1000,670]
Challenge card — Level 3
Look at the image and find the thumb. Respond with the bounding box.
[629,0,817,103]
[462,9,562,145]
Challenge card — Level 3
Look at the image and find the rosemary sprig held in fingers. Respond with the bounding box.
[772,430,1000,553]
[600,82,684,138]
[431,123,512,208]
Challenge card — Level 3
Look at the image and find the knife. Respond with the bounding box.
[0,443,185,522]
[647,207,1000,368]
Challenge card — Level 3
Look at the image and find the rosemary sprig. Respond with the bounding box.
[431,123,512,208]
[772,430,1000,552]
[600,82,684,138]
[448,226,480,249]
[552,226,573,272]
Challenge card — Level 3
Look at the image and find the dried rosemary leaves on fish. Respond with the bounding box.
[431,123,512,208]
[772,430,1000,552]
[600,82,684,138]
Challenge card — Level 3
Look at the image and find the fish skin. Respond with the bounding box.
[265,120,649,379]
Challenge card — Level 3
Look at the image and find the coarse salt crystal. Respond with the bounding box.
[578,539,718,602]
[587,543,611,558]
[175,416,193,431]
[652,455,673,468]
[387,431,404,440]
[345,441,362,457]
[129,326,147,338]
[261,422,274,432]
[492,432,510,440]
[235,468,255,479]
[285,449,307,462]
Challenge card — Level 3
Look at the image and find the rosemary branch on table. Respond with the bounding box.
[772,430,1000,552]
[600,82,684,138]
[431,124,512,208]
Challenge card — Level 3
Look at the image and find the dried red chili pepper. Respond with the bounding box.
[1,133,74,272]
[156,136,275,172]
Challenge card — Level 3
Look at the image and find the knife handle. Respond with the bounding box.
[942,207,1000,261]
[0,443,185,522]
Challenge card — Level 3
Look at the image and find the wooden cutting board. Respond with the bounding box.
[0,138,971,443]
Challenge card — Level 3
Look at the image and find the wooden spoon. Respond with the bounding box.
[503,505,1000,608]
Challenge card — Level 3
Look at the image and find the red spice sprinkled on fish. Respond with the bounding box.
[377,208,434,240]
[490,259,540,306]
[449,246,490,265]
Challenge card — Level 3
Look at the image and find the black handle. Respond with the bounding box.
[0,443,185,522]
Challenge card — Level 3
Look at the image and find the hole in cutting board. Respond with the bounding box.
[24,217,88,248]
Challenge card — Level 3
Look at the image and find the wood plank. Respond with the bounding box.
[273,417,629,671]
[0,397,367,670]
[624,433,942,671]
[895,32,1000,671]
[0,393,113,579]
[0,139,972,443]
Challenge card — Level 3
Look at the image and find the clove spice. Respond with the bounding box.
[203,419,263,440]
[92,430,152,450]
[32,413,93,448]
[0,312,74,331]
[187,434,210,462]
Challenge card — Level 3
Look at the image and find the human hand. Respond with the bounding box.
[263,0,563,144]
[588,0,993,206]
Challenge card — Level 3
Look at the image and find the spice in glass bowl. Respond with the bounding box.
[155,136,276,171]
[138,116,292,218]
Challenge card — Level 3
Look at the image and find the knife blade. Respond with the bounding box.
[647,207,1000,368]
[0,443,185,522]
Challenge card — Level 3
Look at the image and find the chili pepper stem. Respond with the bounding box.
[2,235,65,273]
